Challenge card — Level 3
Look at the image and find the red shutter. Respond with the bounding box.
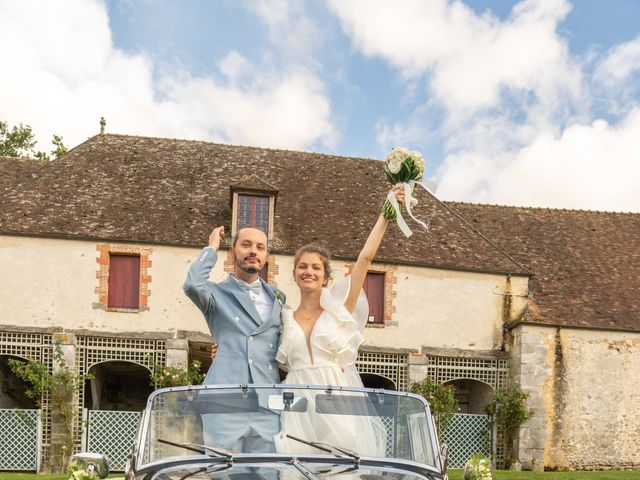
[364,272,385,324]
[108,255,140,309]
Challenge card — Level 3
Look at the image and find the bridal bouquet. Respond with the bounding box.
[381,147,435,237]
[382,147,425,220]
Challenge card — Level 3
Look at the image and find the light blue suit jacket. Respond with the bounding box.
[183,247,285,385]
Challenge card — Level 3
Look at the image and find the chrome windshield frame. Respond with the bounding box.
[134,383,444,476]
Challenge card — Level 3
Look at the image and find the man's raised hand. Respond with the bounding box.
[208,226,225,251]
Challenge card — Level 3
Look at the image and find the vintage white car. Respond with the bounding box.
[80,384,448,480]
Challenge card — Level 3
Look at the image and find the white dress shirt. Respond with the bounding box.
[231,275,273,323]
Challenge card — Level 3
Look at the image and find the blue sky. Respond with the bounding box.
[1,0,639,211]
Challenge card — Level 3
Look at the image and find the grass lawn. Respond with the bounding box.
[1,471,638,480]
[0,475,122,480]
[447,469,639,479]
[0,476,69,480]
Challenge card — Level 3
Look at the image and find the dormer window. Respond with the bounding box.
[237,193,270,235]
[230,175,278,241]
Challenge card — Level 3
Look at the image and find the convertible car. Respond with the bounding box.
[77,384,448,480]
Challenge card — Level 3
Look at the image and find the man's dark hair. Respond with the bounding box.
[232,224,268,247]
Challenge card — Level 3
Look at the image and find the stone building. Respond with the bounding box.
[0,133,638,471]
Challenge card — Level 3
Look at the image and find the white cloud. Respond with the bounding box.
[242,0,326,70]
[161,71,334,150]
[0,0,335,151]
[327,0,581,114]
[594,34,640,87]
[218,51,254,84]
[437,110,640,212]
[592,34,640,117]
[329,0,640,212]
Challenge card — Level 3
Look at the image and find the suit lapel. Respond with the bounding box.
[221,277,263,327]
[252,283,281,335]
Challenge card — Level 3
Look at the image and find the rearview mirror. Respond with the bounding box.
[267,393,308,412]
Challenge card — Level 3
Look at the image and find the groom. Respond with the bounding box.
[183,225,285,452]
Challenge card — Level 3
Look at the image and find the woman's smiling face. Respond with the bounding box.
[294,252,327,291]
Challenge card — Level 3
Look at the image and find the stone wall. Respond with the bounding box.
[511,324,640,470]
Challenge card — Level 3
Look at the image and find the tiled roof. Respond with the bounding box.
[451,203,640,330]
[0,155,46,195]
[0,134,526,275]
[2,134,637,331]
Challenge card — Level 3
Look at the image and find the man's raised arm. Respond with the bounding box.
[183,226,225,315]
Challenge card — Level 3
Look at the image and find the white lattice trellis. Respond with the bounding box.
[356,351,409,391]
[74,336,165,462]
[0,333,53,465]
[86,410,141,471]
[441,413,491,468]
[425,355,508,468]
[0,333,167,469]
[380,415,395,457]
[0,409,40,470]
[426,356,508,388]
[0,333,53,359]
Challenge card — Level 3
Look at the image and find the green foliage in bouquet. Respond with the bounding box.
[150,359,204,388]
[382,147,426,220]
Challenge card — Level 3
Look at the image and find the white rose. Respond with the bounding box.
[388,157,402,174]
[413,154,425,175]
[410,197,418,208]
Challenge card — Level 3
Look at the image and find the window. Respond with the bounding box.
[363,272,385,324]
[96,244,152,312]
[345,263,397,326]
[237,194,270,234]
[108,254,141,309]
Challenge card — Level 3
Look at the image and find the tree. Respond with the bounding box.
[411,376,459,436]
[485,384,534,463]
[0,120,67,160]
[8,340,92,473]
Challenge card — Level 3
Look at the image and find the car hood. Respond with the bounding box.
[133,456,445,480]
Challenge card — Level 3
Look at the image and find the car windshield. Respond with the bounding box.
[139,385,438,469]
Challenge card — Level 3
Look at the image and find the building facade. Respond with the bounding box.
[1,134,638,471]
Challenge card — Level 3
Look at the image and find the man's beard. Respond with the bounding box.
[236,255,261,274]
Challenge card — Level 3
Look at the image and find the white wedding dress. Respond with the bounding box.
[274,277,387,457]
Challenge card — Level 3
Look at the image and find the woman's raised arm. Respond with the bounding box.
[344,186,404,313]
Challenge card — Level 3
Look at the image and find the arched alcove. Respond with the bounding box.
[444,378,494,414]
[0,355,37,409]
[360,373,397,390]
[85,360,153,411]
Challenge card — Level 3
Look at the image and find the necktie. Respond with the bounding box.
[238,280,262,296]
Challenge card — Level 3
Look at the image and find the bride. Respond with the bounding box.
[274,186,404,456]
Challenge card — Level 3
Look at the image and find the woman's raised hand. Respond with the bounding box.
[389,185,405,207]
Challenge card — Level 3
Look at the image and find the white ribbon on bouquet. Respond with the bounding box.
[386,179,438,237]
